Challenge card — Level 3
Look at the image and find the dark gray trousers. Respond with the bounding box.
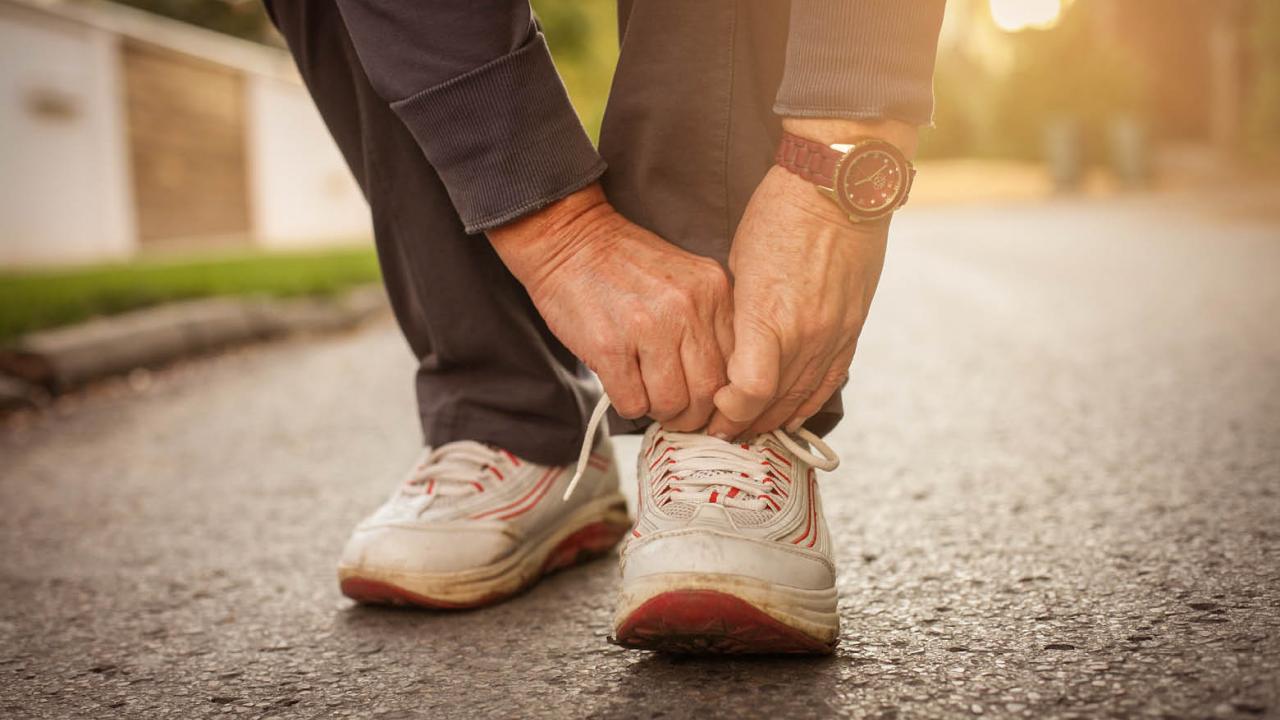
[266,1,842,466]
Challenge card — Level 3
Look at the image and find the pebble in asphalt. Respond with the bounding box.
[1,194,1278,719]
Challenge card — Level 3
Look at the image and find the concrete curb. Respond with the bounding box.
[0,285,388,392]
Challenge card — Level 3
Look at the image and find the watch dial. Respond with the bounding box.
[841,149,904,215]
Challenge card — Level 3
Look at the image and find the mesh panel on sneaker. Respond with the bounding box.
[660,501,696,519]
[684,469,779,526]
[725,508,774,526]
[655,498,775,526]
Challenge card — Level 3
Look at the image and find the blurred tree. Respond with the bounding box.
[531,0,618,141]
[997,0,1147,164]
[1247,0,1280,158]
[921,0,1148,163]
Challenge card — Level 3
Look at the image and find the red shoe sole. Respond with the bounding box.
[613,589,836,655]
[339,518,629,610]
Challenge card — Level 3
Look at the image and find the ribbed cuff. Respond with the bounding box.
[391,33,606,233]
[774,0,946,127]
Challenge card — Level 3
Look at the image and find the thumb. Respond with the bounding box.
[712,325,780,425]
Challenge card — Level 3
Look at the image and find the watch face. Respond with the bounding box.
[838,145,906,218]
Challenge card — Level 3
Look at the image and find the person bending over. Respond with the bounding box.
[264,0,944,653]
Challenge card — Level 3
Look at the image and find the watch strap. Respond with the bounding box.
[774,132,843,188]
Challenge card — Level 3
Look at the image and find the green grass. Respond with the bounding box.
[0,245,381,344]
[0,2,618,346]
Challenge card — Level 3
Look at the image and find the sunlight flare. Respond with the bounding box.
[989,0,1064,32]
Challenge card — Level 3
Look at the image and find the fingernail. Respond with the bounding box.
[712,432,731,441]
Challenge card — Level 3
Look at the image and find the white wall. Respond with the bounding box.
[244,73,371,249]
[0,4,135,267]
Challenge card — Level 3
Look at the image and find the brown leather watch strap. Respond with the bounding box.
[774,132,843,187]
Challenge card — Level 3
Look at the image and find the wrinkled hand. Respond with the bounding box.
[705,164,890,439]
[489,184,734,430]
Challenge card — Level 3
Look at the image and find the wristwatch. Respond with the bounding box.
[774,132,915,224]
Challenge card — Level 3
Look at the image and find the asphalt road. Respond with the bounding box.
[2,192,1278,719]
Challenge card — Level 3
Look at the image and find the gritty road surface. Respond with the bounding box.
[2,193,1278,719]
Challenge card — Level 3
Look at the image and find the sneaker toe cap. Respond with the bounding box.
[340,521,517,575]
[621,530,835,591]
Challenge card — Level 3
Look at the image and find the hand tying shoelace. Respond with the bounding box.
[402,441,504,503]
[563,394,840,502]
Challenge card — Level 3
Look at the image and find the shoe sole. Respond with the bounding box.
[338,495,630,609]
[613,572,838,654]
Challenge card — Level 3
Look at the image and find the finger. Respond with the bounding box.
[713,289,735,359]
[638,342,690,422]
[747,350,830,436]
[594,353,649,419]
[743,331,835,435]
[707,324,780,439]
[663,334,727,432]
[785,342,857,432]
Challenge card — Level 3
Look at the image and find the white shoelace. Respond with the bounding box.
[403,441,504,499]
[563,395,840,505]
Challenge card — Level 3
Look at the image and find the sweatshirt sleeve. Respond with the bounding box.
[334,0,606,233]
[774,0,947,127]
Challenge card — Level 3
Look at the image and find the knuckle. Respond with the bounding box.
[706,269,731,297]
[660,285,696,314]
[697,257,729,282]
[612,394,647,418]
[626,308,654,333]
[592,340,629,367]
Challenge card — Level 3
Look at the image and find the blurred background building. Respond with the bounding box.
[0,0,369,266]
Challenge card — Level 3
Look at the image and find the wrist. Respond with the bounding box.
[487,183,614,289]
[781,117,919,160]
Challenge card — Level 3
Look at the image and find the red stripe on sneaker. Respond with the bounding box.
[805,473,820,548]
[487,466,505,481]
[500,450,522,466]
[763,448,791,466]
[763,460,792,481]
[648,447,673,471]
[498,468,564,520]
[471,481,485,493]
[764,477,789,498]
[709,491,719,504]
[470,467,556,519]
[727,487,740,499]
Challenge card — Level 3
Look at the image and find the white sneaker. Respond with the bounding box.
[599,415,842,654]
[338,434,629,609]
